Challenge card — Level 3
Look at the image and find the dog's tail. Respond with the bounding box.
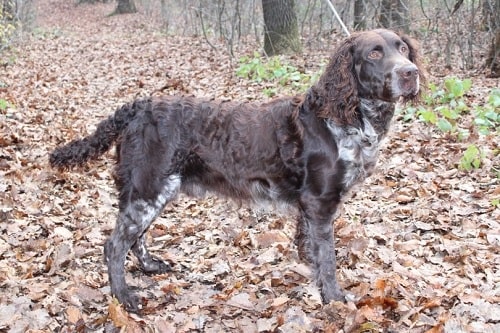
[49,98,150,170]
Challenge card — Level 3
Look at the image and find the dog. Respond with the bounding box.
[50,29,423,312]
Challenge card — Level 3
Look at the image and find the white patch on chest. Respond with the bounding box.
[326,117,383,192]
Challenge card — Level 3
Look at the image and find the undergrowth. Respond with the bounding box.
[236,52,320,97]
[403,77,499,173]
[0,2,16,50]
[0,0,36,52]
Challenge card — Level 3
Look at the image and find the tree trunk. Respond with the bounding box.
[262,0,301,55]
[379,0,409,32]
[483,0,499,77]
[486,30,500,77]
[353,0,366,30]
[114,0,137,15]
[395,0,409,32]
[379,0,391,28]
[78,0,110,4]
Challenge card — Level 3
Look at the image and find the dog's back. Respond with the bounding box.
[51,95,306,203]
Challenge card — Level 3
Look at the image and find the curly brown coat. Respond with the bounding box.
[50,29,424,313]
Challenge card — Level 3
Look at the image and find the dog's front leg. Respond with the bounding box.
[298,198,346,303]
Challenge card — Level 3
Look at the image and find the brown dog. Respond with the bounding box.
[50,29,423,312]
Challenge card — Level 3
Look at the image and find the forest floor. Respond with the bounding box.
[0,0,499,332]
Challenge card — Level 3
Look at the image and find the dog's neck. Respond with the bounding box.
[324,98,395,192]
[358,98,396,139]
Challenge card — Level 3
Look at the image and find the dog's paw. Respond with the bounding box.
[115,292,143,313]
[321,284,347,304]
[139,256,172,275]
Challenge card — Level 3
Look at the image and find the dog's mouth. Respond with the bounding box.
[396,64,420,99]
[398,80,420,101]
[389,72,419,101]
[382,72,419,102]
[384,62,420,101]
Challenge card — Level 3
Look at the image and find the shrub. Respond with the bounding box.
[401,78,499,173]
[0,0,36,51]
[0,1,16,50]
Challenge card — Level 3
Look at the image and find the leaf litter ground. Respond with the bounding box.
[0,1,498,332]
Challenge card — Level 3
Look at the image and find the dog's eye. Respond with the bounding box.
[368,50,382,59]
[400,45,408,54]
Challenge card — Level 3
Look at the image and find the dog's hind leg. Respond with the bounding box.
[104,174,181,312]
[131,229,171,274]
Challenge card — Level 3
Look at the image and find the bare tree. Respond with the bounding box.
[353,0,366,30]
[113,0,136,15]
[116,0,492,74]
[483,0,499,77]
[486,31,500,77]
[262,0,301,55]
[379,0,409,32]
[77,0,110,4]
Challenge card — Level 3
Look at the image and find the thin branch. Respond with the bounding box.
[323,0,350,36]
[197,2,218,52]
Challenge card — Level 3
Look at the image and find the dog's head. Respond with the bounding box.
[310,29,425,125]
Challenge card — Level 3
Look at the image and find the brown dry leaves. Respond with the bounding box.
[1,0,499,332]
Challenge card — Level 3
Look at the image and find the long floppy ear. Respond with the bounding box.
[401,34,427,102]
[312,33,360,126]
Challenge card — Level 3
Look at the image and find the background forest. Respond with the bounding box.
[0,0,499,332]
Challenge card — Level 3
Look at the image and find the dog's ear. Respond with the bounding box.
[301,87,324,113]
[314,33,360,126]
[401,34,426,102]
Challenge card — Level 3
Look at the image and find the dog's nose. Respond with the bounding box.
[397,64,418,79]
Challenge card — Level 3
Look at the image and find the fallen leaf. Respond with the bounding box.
[108,300,130,328]
[66,306,82,324]
[227,292,255,311]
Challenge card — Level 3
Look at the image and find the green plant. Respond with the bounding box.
[413,78,500,137]
[492,198,500,208]
[459,144,483,171]
[0,98,9,111]
[416,77,472,137]
[236,52,318,95]
[0,3,16,49]
[473,88,500,135]
[401,78,499,173]
[31,27,63,40]
[1,0,36,51]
